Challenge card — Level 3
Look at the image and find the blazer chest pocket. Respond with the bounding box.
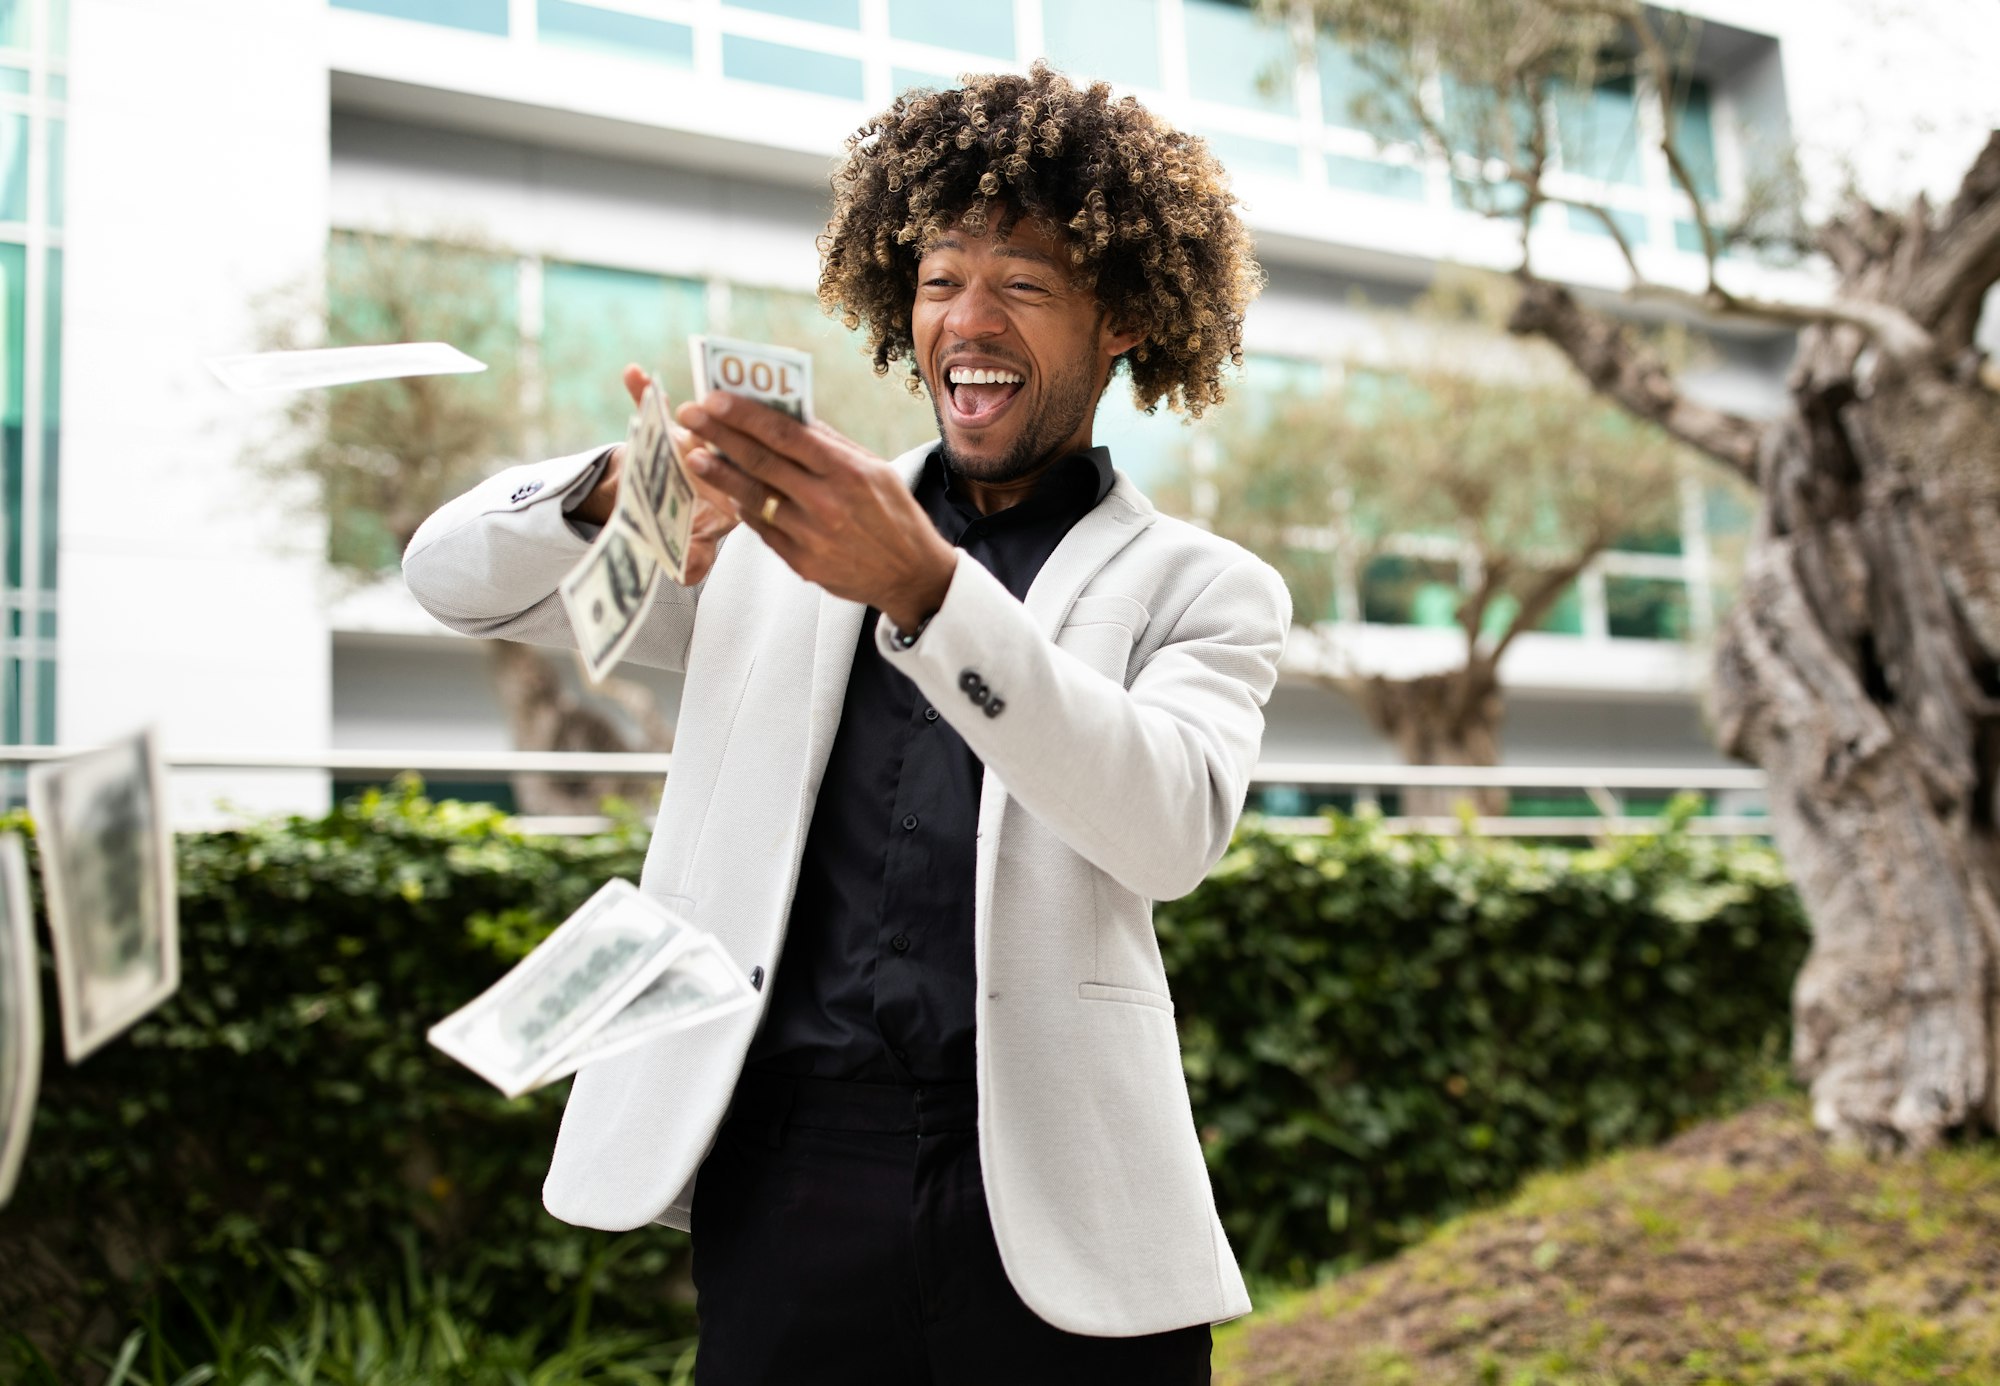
[1055,594,1150,682]
[1078,981,1175,1015]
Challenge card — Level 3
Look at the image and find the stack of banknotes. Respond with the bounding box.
[560,335,814,684]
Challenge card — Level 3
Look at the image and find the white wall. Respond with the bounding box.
[61,0,332,819]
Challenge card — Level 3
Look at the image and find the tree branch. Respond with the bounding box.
[1490,548,1599,662]
[1507,276,1765,481]
[1907,130,2000,354]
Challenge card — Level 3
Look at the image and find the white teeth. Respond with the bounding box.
[948,366,1024,385]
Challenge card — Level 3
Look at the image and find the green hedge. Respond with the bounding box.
[0,789,1806,1373]
[1161,806,1807,1280]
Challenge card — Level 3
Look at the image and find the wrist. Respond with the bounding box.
[570,447,622,526]
[883,547,955,637]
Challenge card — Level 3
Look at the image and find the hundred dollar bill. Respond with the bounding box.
[559,511,662,685]
[536,934,756,1083]
[29,728,179,1064]
[0,833,40,1207]
[689,335,815,428]
[615,382,698,586]
[427,879,694,1099]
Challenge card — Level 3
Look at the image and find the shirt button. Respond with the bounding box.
[923,706,939,722]
[895,1048,909,1062]
[891,933,910,952]
[902,813,919,831]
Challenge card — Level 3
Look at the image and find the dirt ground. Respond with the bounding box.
[1216,1101,2000,1385]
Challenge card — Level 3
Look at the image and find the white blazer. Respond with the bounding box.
[403,440,1291,1337]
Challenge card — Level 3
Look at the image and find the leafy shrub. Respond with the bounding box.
[1158,805,1807,1281]
[0,789,1805,1372]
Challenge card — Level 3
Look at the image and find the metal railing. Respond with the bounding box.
[0,746,1770,837]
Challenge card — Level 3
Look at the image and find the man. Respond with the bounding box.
[404,65,1288,1384]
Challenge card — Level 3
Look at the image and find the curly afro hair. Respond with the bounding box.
[817,63,1262,419]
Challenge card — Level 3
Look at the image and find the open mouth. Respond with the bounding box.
[945,365,1025,428]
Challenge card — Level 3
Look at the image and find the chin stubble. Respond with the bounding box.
[929,352,1098,486]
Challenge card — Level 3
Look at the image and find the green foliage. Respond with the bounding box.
[0,786,673,1377]
[1156,806,1806,1280]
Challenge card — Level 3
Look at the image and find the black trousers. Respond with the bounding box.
[690,1071,1211,1385]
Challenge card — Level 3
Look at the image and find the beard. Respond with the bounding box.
[928,350,1099,487]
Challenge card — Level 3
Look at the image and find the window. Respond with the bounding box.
[541,261,707,446]
[893,66,954,96]
[537,1,694,65]
[725,0,861,26]
[721,34,864,100]
[1201,129,1297,180]
[888,0,1013,59]
[1566,203,1648,247]
[0,241,23,592]
[0,114,24,223]
[1361,555,1460,627]
[0,0,24,48]
[1040,0,1158,89]
[1553,74,1643,186]
[1184,0,1293,115]
[45,115,60,228]
[1669,79,1720,201]
[39,245,55,591]
[1327,153,1424,201]
[1605,575,1689,640]
[1319,36,1421,145]
[330,0,510,37]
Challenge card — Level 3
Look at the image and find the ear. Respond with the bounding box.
[1098,316,1145,365]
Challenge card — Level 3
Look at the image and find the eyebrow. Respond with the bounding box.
[928,235,1062,269]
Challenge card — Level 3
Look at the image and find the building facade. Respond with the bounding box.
[29,0,2000,816]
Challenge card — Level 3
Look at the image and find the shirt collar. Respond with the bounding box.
[931,445,1115,515]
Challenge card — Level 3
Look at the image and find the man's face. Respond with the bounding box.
[911,213,1141,485]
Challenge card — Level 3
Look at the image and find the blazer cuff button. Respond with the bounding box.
[984,697,1005,718]
[958,669,981,693]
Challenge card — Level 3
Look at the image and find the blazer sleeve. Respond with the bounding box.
[401,447,706,672]
[876,548,1291,901]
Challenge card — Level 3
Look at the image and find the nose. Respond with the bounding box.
[942,277,1006,340]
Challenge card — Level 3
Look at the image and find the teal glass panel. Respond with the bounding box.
[1319,35,1419,143]
[722,34,863,99]
[1361,554,1459,626]
[888,0,1012,59]
[726,0,860,25]
[1606,574,1689,640]
[0,0,24,48]
[1554,74,1641,185]
[1201,128,1297,179]
[1611,526,1682,555]
[46,116,61,229]
[0,241,21,590]
[46,0,61,55]
[330,0,509,37]
[539,1,693,64]
[1327,153,1424,201]
[1088,383,1187,492]
[1245,353,1326,398]
[0,114,24,223]
[541,260,707,446]
[44,73,61,101]
[1674,219,1707,255]
[1450,173,1535,219]
[1041,0,1158,89]
[1485,582,1584,637]
[893,66,955,95]
[32,656,49,741]
[1566,202,1647,247]
[1185,0,1293,115]
[0,67,25,95]
[39,245,56,590]
[2,659,18,742]
[1670,79,1719,200]
[1437,71,1538,161]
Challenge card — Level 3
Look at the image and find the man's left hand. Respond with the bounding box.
[676,393,957,633]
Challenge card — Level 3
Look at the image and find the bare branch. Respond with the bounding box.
[1907,131,2000,354]
[1507,276,1764,480]
[1490,549,1599,662]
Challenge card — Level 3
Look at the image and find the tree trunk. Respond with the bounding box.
[1337,659,1510,817]
[487,640,671,817]
[1510,133,2000,1150]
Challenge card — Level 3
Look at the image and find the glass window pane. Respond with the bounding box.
[1670,79,1720,201]
[0,67,25,95]
[1554,75,1642,185]
[1605,575,1689,640]
[1201,128,1296,179]
[45,73,61,102]
[0,0,25,49]
[887,0,1012,59]
[1319,36,1420,143]
[330,0,510,37]
[722,34,863,99]
[1328,153,1424,200]
[538,1,693,64]
[2,658,20,743]
[46,0,61,55]
[32,655,50,741]
[46,116,60,229]
[1040,0,1158,89]
[1185,0,1293,114]
[726,0,860,26]
[540,260,707,446]
[1090,380,1191,492]
[0,241,20,591]
[0,114,24,223]
[893,66,954,96]
[1361,554,1459,626]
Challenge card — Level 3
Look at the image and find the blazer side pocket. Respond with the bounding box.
[1077,981,1176,1015]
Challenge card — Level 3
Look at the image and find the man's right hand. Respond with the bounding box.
[571,363,740,586]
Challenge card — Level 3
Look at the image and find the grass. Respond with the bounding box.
[1216,1099,2000,1385]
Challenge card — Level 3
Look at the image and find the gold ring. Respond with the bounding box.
[759,493,782,524]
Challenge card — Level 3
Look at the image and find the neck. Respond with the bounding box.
[954,453,1069,516]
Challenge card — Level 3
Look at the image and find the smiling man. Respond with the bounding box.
[404,65,1287,1385]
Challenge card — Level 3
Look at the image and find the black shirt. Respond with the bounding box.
[744,445,1116,1085]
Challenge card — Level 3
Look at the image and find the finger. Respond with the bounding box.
[623,363,651,408]
[688,448,793,530]
[680,414,824,510]
[736,505,810,572]
[678,396,833,479]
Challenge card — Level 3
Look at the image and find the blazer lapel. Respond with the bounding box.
[1021,471,1158,637]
